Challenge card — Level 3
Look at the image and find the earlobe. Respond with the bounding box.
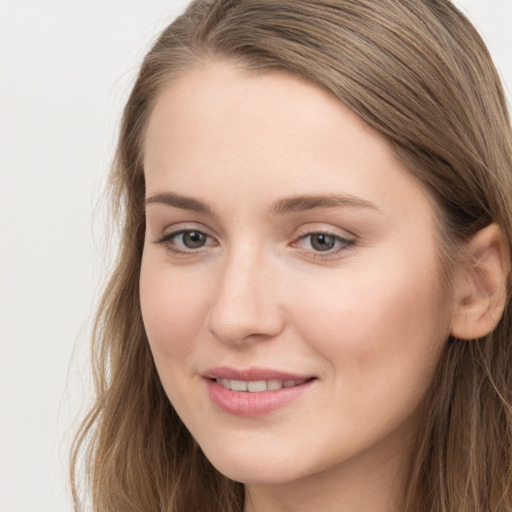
[450,223,510,340]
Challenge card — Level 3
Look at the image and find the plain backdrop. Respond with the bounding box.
[0,1,511,511]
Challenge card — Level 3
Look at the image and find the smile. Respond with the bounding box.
[204,369,316,416]
[215,378,309,392]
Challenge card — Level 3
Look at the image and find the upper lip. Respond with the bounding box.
[202,366,315,381]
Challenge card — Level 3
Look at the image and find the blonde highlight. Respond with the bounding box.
[71,1,512,510]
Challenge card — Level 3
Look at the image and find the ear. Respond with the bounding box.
[450,223,509,340]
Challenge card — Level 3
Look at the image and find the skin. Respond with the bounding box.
[140,60,457,512]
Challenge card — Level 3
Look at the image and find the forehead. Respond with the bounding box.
[143,60,429,218]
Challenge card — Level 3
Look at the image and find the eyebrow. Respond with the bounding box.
[269,194,378,215]
[145,192,377,215]
[145,192,212,215]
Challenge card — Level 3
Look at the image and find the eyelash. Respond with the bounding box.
[293,231,355,259]
[154,229,216,256]
[154,229,356,259]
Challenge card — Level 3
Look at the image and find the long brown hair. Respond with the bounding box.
[71,1,512,510]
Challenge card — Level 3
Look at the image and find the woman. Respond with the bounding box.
[71,1,512,510]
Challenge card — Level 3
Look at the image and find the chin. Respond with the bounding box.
[214,463,300,486]
[201,443,306,485]
[205,451,271,483]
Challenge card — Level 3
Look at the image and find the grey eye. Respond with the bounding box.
[180,230,208,249]
[308,233,338,252]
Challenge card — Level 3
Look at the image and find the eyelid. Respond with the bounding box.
[292,223,356,241]
[290,225,357,259]
[159,229,214,244]
[152,221,214,241]
[152,223,218,255]
[150,222,356,259]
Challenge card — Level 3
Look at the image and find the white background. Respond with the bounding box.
[0,1,511,511]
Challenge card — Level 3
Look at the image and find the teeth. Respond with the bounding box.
[267,379,283,391]
[215,378,307,392]
[247,380,267,392]
[231,380,248,391]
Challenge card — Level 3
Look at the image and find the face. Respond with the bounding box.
[140,61,454,488]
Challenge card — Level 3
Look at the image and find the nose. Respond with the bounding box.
[207,248,285,346]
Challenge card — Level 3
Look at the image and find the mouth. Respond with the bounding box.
[212,377,314,392]
[203,367,317,416]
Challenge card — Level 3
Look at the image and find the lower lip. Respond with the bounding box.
[205,379,314,417]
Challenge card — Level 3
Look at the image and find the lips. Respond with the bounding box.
[203,366,313,381]
[203,366,316,416]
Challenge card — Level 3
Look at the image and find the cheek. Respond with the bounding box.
[289,255,451,389]
[139,257,209,363]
